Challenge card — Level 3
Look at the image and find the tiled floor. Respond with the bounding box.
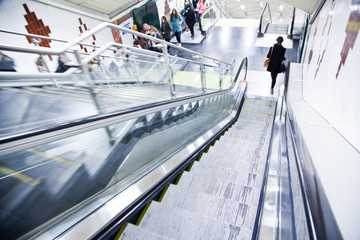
[178,19,295,99]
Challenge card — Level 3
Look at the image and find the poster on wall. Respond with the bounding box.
[301,0,360,151]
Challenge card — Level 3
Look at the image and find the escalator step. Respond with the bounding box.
[175,171,261,207]
[160,184,258,230]
[138,201,253,240]
[119,223,175,240]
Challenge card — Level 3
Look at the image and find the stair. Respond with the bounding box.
[119,97,276,239]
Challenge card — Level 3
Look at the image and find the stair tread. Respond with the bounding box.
[120,223,176,240]
[160,184,259,228]
[176,171,261,204]
[139,201,253,240]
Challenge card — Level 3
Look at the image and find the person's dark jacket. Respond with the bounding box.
[267,44,286,73]
[55,58,70,73]
[161,22,172,41]
[184,7,196,27]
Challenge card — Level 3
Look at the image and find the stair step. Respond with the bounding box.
[160,184,258,229]
[119,223,176,240]
[188,161,263,188]
[139,201,253,239]
[175,171,261,205]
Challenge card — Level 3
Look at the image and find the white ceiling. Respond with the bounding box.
[63,0,322,24]
[224,0,294,24]
[64,0,137,18]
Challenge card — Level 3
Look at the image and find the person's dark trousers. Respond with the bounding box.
[175,31,181,44]
[189,23,195,37]
[271,72,278,88]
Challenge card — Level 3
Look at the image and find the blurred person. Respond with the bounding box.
[133,40,143,49]
[170,8,183,47]
[140,23,155,49]
[0,51,16,71]
[183,0,193,31]
[148,26,164,53]
[36,56,48,72]
[161,16,172,43]
[55,54,70,73]
[266,36,286,95]
[184,4,196,38]
[196,0,207,34]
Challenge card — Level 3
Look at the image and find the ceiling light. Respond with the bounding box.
[240,4,245,10]
[279,5,284,11]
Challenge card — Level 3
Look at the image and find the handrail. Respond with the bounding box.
[286,110,317,240]
[0,28,101,49]
[0,57,248,156]
[258,2,272,37]
[30,57,248,240]
[0,22,233,68]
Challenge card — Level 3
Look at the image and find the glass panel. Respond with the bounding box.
[260,4,271,36]
[201,5,221,32]
[0,90,236,239]
[170,57,204,97]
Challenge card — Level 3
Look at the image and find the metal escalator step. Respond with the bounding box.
[188,161,262,187]
[119,223,175,240]
[160,184,258,229]
[175,171,261,206]
[139,201,253,239]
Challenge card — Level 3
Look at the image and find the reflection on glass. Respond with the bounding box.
[0,89,237,239]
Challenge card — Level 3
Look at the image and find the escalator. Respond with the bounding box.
[119,98,276,239]
[0,21,317,240]
[0,22,248,239]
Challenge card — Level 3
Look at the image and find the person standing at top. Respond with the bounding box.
[196,0,207,19]
[184,5,196,38]
[161,16,172,43]
[196,0,207,34]
[183,0,193,31]
[170,9,183,47]
[266,36,286,95]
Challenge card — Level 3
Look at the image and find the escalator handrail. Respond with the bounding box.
[0,22,233,69]
[37,57,248,240]
[0,58,248,156]
[258,2,272,37]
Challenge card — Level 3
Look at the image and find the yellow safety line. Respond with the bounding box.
[1,87,92,104]
[115,222,128,240]
[0,166,42,186]
[26,87,129,105]
[158,184,170,202]
[244,101,276,107]
[203,104,231,109]
[136,200,152,226]
[242,110,275,116]
[46,86,90,96]
[26,148,74,165]
[174,171,184,185]
[49,86,151,103]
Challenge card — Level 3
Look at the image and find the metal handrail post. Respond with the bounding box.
[200,56,206,93]
[218,63,223,90]
[160,42,176,97]
[74,50,114,143]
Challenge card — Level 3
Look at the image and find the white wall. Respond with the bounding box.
[300,0,360,239]
[0,0,116,72]
[302,0,360,152]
